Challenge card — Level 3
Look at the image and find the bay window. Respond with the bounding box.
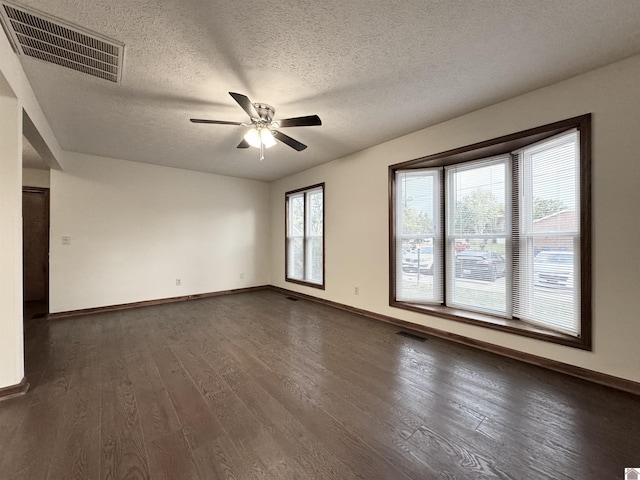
[390,115,591,348]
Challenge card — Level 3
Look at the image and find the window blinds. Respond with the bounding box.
[393,129,581,336]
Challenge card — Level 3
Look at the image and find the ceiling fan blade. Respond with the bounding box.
[277,115,322,128]
[237,139,250,148]
[190,119,243,125]
[229,92,260,120]
[273,130,307,151]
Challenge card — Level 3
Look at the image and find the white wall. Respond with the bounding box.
[0,84,24,389]
[0,5,61,390]
[50,152,270,313]
[22,167,50,188]
[270,54,640,384]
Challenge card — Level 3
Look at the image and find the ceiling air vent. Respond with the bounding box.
[0,1,124,83]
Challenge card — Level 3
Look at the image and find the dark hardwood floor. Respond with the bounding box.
[1,290,638,479]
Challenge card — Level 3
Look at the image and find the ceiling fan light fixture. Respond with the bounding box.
[244,127,276,148]
[243,128,261,148]
[261,129,277,148]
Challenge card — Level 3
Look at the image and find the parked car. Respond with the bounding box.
[455,241,470,252]
[455,250,505,282]
[533,251,574,288]
[402,246,434,274]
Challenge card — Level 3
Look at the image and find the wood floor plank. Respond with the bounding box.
[146,429,202,480]
[222,319,426,440]
[228,307,406,406]
[474,412,637,479]
[100,318,151,480]
[408,425,516,480]
[125,346,182,443]
[0,394,32,457]
[394,345,638,478]
[3,290,640,480]
[23,314,51,378]
[0,398,64,480]
[146,338,226,449]
[100,375,151,480]
[192,435,271,480]
[231,312,485,446]
[183,328,248,380]
[168,338,230,401]
[173,324,365,480]
[202,383,314,479]
[46,363,102,480]
[230,376,372,480]
[254,371,414,480]
[27,319,80,405]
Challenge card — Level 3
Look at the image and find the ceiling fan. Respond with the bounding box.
[190,92,322,161]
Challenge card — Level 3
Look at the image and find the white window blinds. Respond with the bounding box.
[393,128,581,337]
[395,169,443,303]
[445,156,510,316]
[514,131,580,334]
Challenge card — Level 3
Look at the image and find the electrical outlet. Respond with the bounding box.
[354,286,359,295]
[176,278,181,286]
[239,272,245,279]
[61,235,71,245]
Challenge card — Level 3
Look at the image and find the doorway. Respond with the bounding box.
[22,187,49,313]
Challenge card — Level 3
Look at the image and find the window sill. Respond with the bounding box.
[390,300,589,350]
[285,278,325,290]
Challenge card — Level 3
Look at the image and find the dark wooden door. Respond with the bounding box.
[23,188,49,302]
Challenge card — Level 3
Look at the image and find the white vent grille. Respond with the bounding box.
[0,1,124,83]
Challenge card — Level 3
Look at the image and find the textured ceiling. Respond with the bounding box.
[8,0,640,181]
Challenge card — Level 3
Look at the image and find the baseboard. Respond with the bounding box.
[269,285,640,396]
[47,285,270,320]
[0,377,29,402]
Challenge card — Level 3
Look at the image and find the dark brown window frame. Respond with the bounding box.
[285,183,326,290]
[389,114,592,350]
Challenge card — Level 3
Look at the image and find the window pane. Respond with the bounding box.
[446,158,508,316]
[308,190,323,236]
[287,238,304,279]
[307,188,324,285]
[515,131,579,334]
[451,160,507,236]
[400,174,436,237]
[450,241,507,313]
[307,237,323,283]
[289,194,304,236]
[395,170,442,303]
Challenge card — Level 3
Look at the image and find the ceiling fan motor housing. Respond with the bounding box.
[253,103,275,123]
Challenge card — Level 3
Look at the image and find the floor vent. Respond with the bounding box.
[0,1,124,83]
[286,297,299,302]
[396,331,427,342]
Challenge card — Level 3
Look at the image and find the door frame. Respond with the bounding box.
[22,186,50,304]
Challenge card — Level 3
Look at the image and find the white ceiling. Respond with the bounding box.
[10,0,640,181]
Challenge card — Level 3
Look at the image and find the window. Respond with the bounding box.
[286,183,324,288]
[390,115,591,349]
